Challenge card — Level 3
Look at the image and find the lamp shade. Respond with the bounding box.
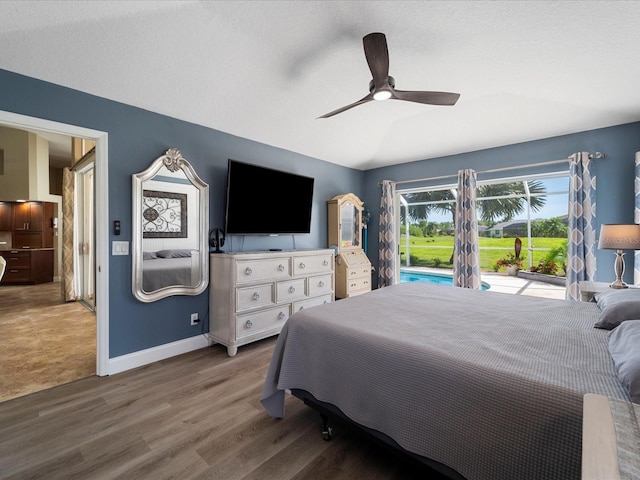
[598,224,640,250]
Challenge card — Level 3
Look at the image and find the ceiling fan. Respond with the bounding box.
[319,32,460,118]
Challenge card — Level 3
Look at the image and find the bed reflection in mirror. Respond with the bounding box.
[132,148,209,302]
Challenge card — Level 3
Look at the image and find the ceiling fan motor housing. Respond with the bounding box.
[369,76,395,93]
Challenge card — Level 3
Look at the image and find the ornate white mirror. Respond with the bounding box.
[132,148,209,302]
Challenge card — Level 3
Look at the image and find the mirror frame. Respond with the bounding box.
[132,148,209,302]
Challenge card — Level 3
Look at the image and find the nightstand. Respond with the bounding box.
[578,281,613,302]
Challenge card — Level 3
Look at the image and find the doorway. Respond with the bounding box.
[0,110,109,402]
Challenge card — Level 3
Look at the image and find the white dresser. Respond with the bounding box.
[209,249,334,356]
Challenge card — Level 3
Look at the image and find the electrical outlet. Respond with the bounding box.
[190,313,199,326]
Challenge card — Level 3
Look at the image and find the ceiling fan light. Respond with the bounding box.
[373,90,392,101]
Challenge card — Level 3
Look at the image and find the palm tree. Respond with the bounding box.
[477,180,546,224]
[403,189,455,224]
[402,180,547,226]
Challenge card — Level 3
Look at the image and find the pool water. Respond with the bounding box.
[400,271,490,290]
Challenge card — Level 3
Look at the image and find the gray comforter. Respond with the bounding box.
[261,282,629,480]
[143,257,193,291]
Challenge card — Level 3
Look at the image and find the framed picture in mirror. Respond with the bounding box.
[142,190,187,238]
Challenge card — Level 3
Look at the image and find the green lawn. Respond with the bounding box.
[399,235,566,273]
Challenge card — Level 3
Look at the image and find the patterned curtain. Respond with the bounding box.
[62,167,77,301]
[453,169,481,289]
[566,152,596,301]
[378,180,396,288]
[635,152,640,284]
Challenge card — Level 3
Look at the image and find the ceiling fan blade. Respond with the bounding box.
[363,32,389,89]
[392,89,460,106]
[318,93,374,118]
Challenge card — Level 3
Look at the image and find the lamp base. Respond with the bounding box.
[609,279,629,289]
[611,250,628,289]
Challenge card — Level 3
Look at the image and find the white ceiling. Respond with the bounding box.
[1,0,640,171]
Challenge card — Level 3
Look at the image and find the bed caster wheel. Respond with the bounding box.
[320,413,333,441]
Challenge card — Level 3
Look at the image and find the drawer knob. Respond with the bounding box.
[278,311,286,320]
[245,320,253,329]
[323,260,328,266]
[245,267,253,276]
[252,292,260,301]
[10,269,19,273]
[318,281,325,287]
[288,286,296,294]
[350,283,356,287]
[277,264,285,272]
[299,262,305,269]
[350,271,356,275]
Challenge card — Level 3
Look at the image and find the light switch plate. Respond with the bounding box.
[112,241,129,256]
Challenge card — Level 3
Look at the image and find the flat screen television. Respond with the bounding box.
[224,159,315,235]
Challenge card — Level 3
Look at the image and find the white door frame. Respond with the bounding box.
[0,110,109,376]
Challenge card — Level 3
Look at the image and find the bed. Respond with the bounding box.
[260,282,634,480]
[142,249,198,291]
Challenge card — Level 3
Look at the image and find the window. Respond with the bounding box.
[398,173,569,273]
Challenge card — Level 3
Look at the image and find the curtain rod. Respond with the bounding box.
[389,152,606,186]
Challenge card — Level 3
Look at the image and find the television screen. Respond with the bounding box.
[224,159,315,235]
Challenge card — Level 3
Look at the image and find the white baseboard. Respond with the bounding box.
[107,334,213,375]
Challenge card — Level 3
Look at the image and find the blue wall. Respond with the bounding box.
[0,69,363,357]
[3,66,640,359]
[363,122,640,284]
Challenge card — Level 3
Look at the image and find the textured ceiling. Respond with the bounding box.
[1,0,640,170]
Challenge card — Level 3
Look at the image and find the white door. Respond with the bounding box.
[76,159,95,310]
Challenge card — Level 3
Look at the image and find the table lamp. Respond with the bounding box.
[598,224,640,288]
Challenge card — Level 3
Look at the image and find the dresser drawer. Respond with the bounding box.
[348,265,371,279]
[308,273,333,297]
[2,251,30,267]
[293,294,332,313]
[347,288,370,298]
[293,253,333,276]
[276,278,306,303]
[347,276,371,292]
[236,284,274,312]
[236,306,290,339]
[235,258,291,283]
[2,267,30,283]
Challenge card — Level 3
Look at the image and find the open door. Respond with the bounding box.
[61,148,95,310]
[76,156,95,310]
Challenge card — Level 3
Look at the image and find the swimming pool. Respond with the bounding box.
[400,270,491,290]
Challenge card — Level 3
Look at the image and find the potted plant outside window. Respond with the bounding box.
[495,253,524,276]
[494,238,524,276]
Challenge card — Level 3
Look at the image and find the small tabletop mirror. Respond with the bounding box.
[132,148,209,302]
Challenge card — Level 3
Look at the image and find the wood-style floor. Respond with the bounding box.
[0,282,95,403]
[0,338,448,480]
